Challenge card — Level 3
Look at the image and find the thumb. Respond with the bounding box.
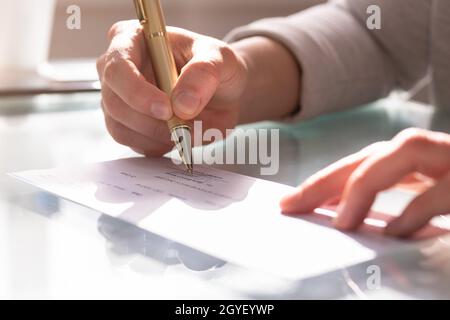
[172,55,221,120]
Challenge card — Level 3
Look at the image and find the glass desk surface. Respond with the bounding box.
[1,93,449,299]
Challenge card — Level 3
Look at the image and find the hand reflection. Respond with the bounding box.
[97,214,226,272]
[420,235,450,276]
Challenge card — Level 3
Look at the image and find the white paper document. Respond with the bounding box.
[11,157,401,279]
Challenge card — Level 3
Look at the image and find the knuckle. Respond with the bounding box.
[100,88,121,119]
[104,117,125,145]
[366,141,388,151]
[395,128,427,143]
[107,20,129,40]
[107,22,122,41]
[104,56,151,110]
[358,141,389,157]
[96,55,106,76]
[348,169,370,192]
[103,97,120,119]
[103,59,119,83]
[103,51,125,83]
[100,97,108,115]
[395,128,430,151]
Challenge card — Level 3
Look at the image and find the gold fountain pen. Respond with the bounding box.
[134,0,193,174]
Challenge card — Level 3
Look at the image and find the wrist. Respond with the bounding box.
[230,36,301,124]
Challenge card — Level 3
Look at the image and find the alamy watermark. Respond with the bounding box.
[367,4,381,30]
[366,264,382,290]
[171,121,280,176]
[66,5,81,30]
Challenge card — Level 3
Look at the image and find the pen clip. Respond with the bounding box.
[133,0,147,23]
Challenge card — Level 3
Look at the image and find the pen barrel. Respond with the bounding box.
[134,0,187,131]
[146,34,177,95]
[146,34,186,130]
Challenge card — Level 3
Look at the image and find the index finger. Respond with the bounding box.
[335,130,450,230]
[280,142,385,214]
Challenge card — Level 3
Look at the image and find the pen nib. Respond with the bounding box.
[171,126,193,175]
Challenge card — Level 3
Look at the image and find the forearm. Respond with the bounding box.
[231,36,301,124]
[226,0,423,121]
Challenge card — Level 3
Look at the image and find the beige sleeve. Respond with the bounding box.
[224,0,431,121]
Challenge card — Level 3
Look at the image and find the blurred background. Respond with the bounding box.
[0,0,428,101]
[0,0,325,96]
[51,0,324,59]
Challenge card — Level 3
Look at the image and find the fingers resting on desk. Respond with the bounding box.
[280,128,450,237]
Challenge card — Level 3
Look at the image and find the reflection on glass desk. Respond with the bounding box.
[0,60,99,96]
[1,93,450,299]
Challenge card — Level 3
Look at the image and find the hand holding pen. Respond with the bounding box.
[96,19,248,165]
[96,2,300,167]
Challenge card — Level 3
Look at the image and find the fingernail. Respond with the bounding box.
[173,91,200,116]
[151,102,171,120]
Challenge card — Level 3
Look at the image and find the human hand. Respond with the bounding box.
[96,20,248,156]
[280,128,450,237]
